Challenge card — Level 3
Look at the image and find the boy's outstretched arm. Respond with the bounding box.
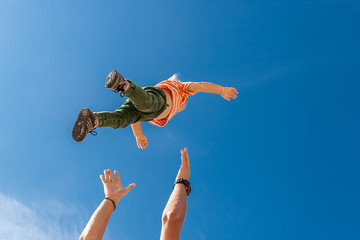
[131,122,148,149]
[79,170,135,240]
[188,82,238,101]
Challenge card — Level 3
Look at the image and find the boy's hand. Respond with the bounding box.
[135,134,148,149]
[220,87,238,101]
[100,169,136,204]
[176,148,190,180]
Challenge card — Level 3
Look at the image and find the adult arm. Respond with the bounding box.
[79,170,136,240]
[160,148,190,240]
[131,122,148,149]
[188,82,238,101]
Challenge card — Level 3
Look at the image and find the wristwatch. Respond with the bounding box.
[173,178,191,196]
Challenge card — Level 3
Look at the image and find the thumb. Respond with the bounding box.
[126,183,136,192]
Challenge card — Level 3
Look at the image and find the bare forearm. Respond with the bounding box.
[164,185,187,219]
[160,185,187,240]
[188,82,238,101]
[79,200,115,240]
[131,122,143,137]
[189,82,224,94]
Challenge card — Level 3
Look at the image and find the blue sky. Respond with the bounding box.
[1,0,359,239]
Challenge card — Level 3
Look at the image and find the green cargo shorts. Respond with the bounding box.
[95,80,167,129]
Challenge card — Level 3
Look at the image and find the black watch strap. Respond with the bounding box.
[173,178,191,196]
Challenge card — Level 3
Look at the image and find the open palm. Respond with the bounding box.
[136,134,148,149]
[100,169,136,203]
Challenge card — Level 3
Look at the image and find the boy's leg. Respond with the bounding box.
[95,100,143,129]
[72,70,168,142]
[124,80,166,113]
[106,70,167,114]
[72,102,142,142]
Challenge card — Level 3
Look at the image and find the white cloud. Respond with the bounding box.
[0,192,83,240]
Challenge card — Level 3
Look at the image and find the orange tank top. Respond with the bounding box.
[149,79,195,127]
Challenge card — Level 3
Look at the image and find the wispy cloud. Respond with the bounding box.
[0,192,83,240]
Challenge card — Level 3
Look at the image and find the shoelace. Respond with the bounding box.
[86,114,97,136]
[113,84,126,97]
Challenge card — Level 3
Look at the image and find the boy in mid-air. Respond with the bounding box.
[72,70,238,148]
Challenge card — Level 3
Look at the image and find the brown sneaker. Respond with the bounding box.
[72,108,97,142]
[105,69,127,96]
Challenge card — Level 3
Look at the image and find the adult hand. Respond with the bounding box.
[136,134,148,149]
[176,148,190,180]
[220,87,238,101]
[100,170,136,204]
